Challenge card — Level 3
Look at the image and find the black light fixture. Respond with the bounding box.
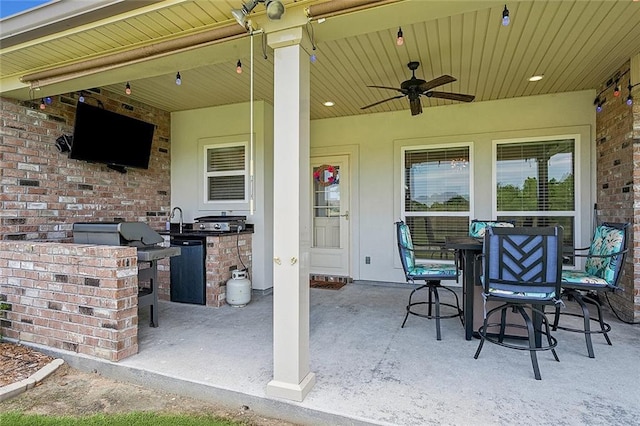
[236,60,243,74]
[125,82,131,95]
[396,27,404,46]
[175,72,182,85]
[502,5,510,26]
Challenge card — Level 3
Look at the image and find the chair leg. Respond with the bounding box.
[433,287,441,341]
[541,310,560,362]
[498,308,508,343]
[582,293,613,346]
[552,303,561,331]
[518,307,542,380]
[572,293,595,358]
[401,285,424,328]
[474,315,488,359]
[441,285,464,326]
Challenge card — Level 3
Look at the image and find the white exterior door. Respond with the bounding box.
[310,155,350,277]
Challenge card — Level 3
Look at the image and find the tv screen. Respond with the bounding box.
[70,102,155,170]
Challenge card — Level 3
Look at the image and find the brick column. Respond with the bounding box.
[595,59,639,321]
[0,242,139,361]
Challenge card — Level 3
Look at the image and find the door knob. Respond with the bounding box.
[339,211,349,220]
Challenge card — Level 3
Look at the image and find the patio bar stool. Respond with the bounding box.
[395,220,463,340]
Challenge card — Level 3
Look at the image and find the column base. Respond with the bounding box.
[266,371,316,402]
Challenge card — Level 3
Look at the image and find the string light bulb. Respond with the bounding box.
[39,98,46,110]
[79,92,85,102]
[175,72,182,85]
[614,79,620,97]
[125,82,131,95]
[627,83,634,106]
[396,27,404,46]
[236,60,242,74]
[310,46,317,63]
[502,5,510,26]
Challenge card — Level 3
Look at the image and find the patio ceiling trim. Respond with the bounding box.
[305,0,401,20]
[20,23,248,88]
[19,0,400,91]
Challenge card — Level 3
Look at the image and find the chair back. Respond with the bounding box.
[469,219,515,238]
[584,222,629,287]
[483,226,563,301]
[396,221,416,275]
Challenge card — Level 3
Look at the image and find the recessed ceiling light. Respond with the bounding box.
[528,75,544,82]
[323,101,335,107]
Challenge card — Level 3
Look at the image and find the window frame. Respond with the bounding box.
[201,140,249,206]
[400,142,474,263]
[491,134,581,260]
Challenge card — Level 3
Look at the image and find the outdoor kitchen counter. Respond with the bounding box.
[158,229,254,238]
[156,228,253,307]
[158,223,254,238]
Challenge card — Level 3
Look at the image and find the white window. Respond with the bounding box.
[493,137,576,261]
[203,142,248,204]
[402,145,472,261]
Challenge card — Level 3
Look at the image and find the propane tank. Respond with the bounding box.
[226,269,251,307]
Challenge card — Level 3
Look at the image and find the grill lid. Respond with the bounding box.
[73,222,164,247]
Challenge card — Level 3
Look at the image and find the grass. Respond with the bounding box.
[0,412,246,425]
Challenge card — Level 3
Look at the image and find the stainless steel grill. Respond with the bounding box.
[72,222,181,327]
[193,215,246,232]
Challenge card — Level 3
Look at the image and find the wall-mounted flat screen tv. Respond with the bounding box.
[70,101,155,170]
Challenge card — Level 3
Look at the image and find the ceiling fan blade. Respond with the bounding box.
[418,75,456,92]
[409,97,422,116]
[426,91,475,102]
[367,85,405,94]
[361,95,405,110]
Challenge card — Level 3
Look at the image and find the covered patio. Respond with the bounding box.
[35,282,640,425]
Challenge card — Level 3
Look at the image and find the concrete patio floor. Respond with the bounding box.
[37,281,640,425]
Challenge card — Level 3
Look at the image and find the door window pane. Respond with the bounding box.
[313,165,341,248]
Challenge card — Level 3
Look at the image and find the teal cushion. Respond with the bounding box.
[488,285,556,300]
[398,223,415,270]
[469,221,514,238]
[408,263,458,278]
[584,225,624,285]
[561,270,609,288]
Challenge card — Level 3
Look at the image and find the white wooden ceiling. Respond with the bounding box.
[1,0,639,120]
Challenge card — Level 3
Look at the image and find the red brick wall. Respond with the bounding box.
[0,89,171,241]
[205,233,252,307]
[0,241,139,361]
[595,60,639,321]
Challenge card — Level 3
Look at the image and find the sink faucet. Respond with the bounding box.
[170,207,183,233]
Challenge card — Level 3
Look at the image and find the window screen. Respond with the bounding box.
[205,143,247,202]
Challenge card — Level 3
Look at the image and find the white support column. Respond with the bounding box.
[265,27,316,401]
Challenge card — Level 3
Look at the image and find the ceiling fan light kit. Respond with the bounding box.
[361,61,475,116]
